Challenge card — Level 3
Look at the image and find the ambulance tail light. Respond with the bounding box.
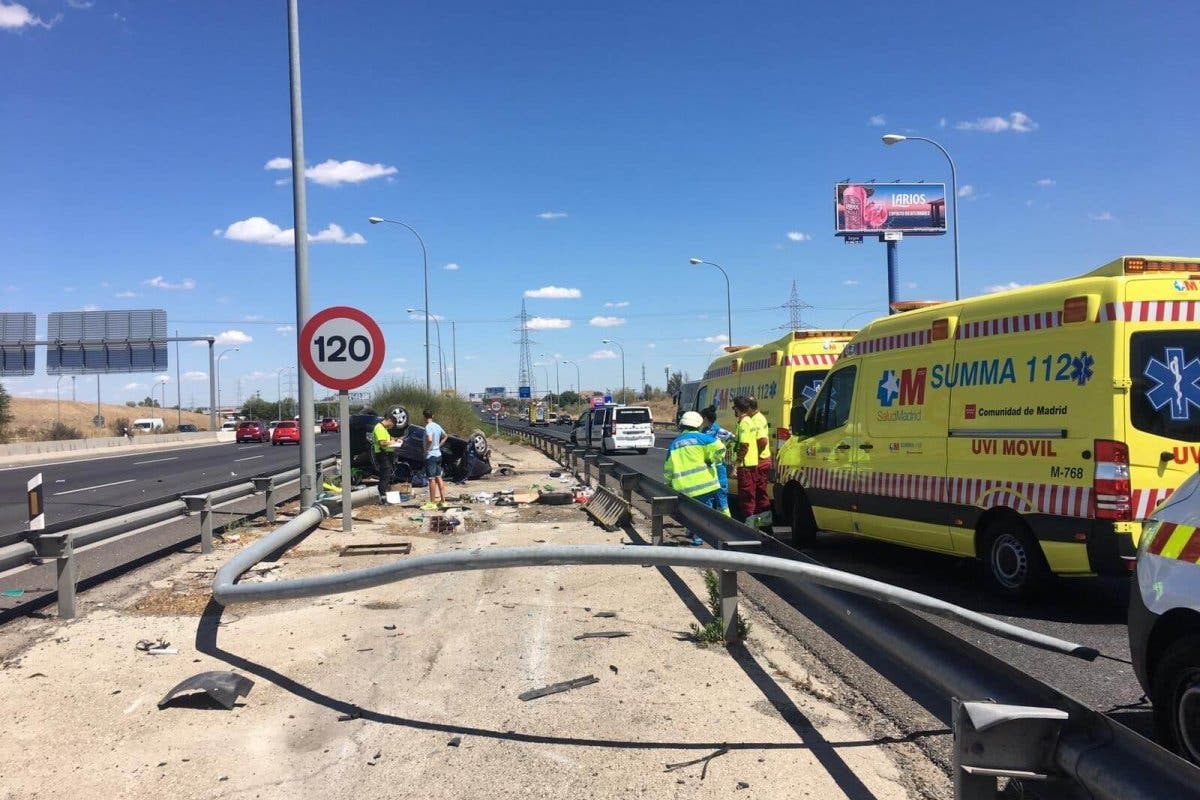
[1092,439,1132,521]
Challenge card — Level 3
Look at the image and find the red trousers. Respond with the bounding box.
[737,465,768,516]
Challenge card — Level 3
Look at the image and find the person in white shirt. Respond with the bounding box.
[423,408,447,506]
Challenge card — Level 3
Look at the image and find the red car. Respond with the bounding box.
[320,416,339,433]
[236,420,268,443]
[271,420,301,445]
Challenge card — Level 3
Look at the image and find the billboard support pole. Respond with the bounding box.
[886,238,899,314]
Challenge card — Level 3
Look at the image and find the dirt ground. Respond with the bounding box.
[0,442,947,800]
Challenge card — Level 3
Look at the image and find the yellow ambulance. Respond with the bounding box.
[774,256,1200,596]
[694,330,856,498]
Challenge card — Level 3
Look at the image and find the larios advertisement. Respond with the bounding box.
[835,182,947,235]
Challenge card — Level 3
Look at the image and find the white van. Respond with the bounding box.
[132,417,165,432]
[586,405,655,454]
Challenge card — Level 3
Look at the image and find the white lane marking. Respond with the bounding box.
[53,478,136,496]
[132,456,178,466]
[0,440,232,472]
[234,454,265,462]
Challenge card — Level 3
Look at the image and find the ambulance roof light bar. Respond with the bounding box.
[1123,256,1200,274]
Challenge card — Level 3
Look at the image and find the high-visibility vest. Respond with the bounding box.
[735,416,759,468]
[373,422,392,453]
[664,431,724,498]
[752,411,771,462]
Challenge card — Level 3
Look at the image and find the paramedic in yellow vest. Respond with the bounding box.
[372,415,397,502]
[748,395,772,517]
[732,396,762,516]
[664,411,726,546]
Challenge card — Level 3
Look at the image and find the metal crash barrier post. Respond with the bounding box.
[39,532,76,619]
[182,494,214,554]
[649,496,677,547]
[583,453,598,486]
[951,699,1068,800]
[596,460,615,488]
[252,476,276,524]
[619,473,639,506]
[717,539,761,645]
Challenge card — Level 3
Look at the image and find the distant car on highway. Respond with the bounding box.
[320,416,340,433]
[177,423,199,433]
[1130,472,1200,764]
[272,420,301,445]
[557,413,572,426]
[220,420,238,432]
[236,420,269,443]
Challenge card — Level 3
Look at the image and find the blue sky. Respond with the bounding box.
[3,0,1199,406]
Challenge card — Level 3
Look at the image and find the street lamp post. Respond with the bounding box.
[534,361,551,407]
[563,360,581,394]
[56,375,69,423]
[370,217,431,393]
[276,366,293,422]
[601,339,626,404]
[882,133,961,301]
[688,258,733,345]
[216,347,238,418]
[407,307,445,393]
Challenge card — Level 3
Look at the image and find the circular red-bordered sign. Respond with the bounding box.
[489,400,502,413]
[298,306,386,391]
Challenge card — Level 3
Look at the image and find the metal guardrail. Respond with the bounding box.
[0,457,338,617]
[498,422,1200,800]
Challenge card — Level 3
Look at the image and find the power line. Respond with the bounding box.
[778,280,814,331]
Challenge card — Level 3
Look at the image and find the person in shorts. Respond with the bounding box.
[423,408,447,506]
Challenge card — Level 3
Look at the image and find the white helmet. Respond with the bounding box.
[680,411,704,429]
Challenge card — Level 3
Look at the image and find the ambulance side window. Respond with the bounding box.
[696,385,709,411]
[810,366,856,435]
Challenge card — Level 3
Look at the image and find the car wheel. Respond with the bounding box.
[981,518,1049,598]
[1152,635,1200,765]
[636,448,647,455]
[388,405,409,433]
[789,490,818,548]
[469,430,490,459]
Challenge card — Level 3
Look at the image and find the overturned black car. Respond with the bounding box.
[348,405,493,487]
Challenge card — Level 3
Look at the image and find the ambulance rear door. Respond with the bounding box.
[1124,271,1200,518]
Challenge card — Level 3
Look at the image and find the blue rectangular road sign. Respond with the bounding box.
[484,386,506,398]
[518,386,531,399]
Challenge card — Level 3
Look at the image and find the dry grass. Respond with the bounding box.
[128,586,214,617]
[7,397,214,439]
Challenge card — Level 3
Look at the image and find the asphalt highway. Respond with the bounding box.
[0,434,340,537]
[516,417,1149,736]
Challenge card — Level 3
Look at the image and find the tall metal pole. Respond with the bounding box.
[373,219,431,393]
[95,375,101,429]
[207,341,216,431]
[886,239,899,315]
[882,134,960,301]
[690,259,732,344]
[71,375,75,404]
[287,0,317,507]
[451,320,457,395]
[564,360,580,393]
[603,340,626,404]
[56,376,65,423]
[175,329,182,427]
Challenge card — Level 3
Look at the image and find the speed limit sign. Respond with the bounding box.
[489,400,502,414]
[298,306,385,390]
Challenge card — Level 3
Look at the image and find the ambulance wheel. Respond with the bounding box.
[982,519,1048,597]
[789,490,818,548]
[1151,635,1200,765]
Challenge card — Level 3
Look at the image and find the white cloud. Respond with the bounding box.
[391,357,407,364]
[275,325,294,334]
[956,111,1038,133]
[1089,211,1115,222]
[122,382,143,391]
[407,310,444,322]
[957,184,975,198]
[527,317,571,330]
[589,316,626,327]
[524,285,581,299]
[589,349,617,360]
[843,279,859,286]
[868,114,886,127]
[67,0,94,8]
[786,231,812,242]
[182,371,207,381]
[114,290,138,298]
[243,314,263,322]
[603,300,629,308]
[81,304,101,312]
[1036,178,1055,187]
[443,262,460,271]
[213,330,252,346]
[0,2,61,30]
[537,211,568,220]
[985,281,1027,293]
[215,216,365,246]
[647,343,657,349]
[264,156,397,186]
[938,117,947,128]
[703,334,729,344]
[904,281,919,290]
[305,159,397,186]
[144,275,196,290]
[387,367,406,375]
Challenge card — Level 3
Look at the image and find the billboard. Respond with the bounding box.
[0,312,36,376]
[835,182,947,236]
[484,386,506,398]
[47,309,168,374]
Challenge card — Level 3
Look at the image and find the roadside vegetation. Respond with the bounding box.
[370,380,480,438]
[689,568,751,644]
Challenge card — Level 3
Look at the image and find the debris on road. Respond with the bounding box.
[135,637,177,655]
[518,674,599,701]
[664,747,729,779]
[340,542,413,557]
[593,611,617,618]
[573,631,631,640]
[447,736,462,747]
[157,671,254,711]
